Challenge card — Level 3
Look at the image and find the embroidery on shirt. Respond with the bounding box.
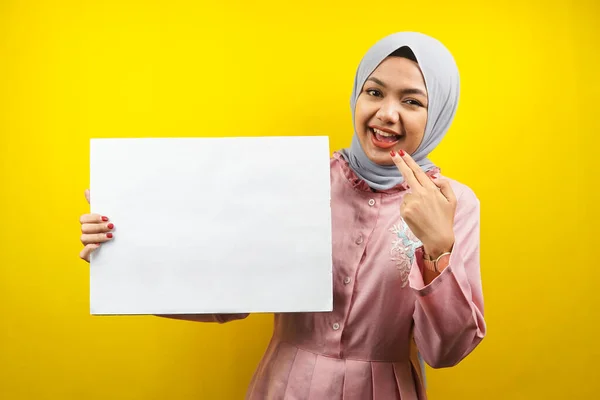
[389,220,422,287]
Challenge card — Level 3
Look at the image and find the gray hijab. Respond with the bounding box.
[340,32,460,190]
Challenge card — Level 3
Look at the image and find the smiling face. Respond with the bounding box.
[354,55,429,166]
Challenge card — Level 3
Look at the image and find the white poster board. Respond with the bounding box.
[89,136,333,315]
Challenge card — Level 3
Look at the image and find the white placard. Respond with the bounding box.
[89,136,333,315]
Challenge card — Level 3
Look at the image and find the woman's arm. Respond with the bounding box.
[409,188,486,368]
[157,313,250,323]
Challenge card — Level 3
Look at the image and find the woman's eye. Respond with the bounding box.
[405,99,423,107]
[366,89,382,97]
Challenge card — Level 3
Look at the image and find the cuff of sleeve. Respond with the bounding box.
[214,314,226,323]
[409,246,468,297]
[214,313,250,323]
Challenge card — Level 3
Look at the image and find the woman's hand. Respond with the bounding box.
[79,189,114,262]
[391,150,457,258]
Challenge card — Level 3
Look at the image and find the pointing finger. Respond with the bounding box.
[431,177,456,203]
[399,150,437,189]
[391,150,421,189]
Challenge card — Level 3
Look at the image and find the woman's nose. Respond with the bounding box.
[375,101,400,124]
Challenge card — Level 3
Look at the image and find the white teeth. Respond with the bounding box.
[372,128,397,137]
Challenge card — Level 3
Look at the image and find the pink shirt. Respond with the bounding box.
[194,152,486,399]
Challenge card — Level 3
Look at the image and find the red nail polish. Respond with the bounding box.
[390,150,396,156]
[107,223,114,229]
[106,233,113,238]
[102,216,108,222]
[399,149,405,157]
[431,175,437,179]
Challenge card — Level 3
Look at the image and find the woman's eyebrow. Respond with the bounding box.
[367,77,387,87]
[366,77,427,97]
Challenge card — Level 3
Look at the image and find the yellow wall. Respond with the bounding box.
[1,0,598,399]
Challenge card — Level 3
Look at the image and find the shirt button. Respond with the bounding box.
[332,323,340,330]
[344,276,351,285]
[368,199,375,206]
[355,235,363,245]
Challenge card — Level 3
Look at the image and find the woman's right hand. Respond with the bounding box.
[79,189,114,263]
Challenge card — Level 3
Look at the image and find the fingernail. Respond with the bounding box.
[107,223,114,229]
[102,216,108,222]
[399,149,405,157]
[390,150,396,156]
[95,243,101,246]
[106,233,113,238]
[431,175,437,179]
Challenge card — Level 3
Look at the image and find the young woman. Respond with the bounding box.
[79,31,485,399]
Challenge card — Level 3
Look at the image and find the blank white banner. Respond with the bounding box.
[89,136,333,315]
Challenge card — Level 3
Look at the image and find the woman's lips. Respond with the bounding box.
[370,127,401,149]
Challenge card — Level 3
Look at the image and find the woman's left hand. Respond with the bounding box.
[391,150,457,258]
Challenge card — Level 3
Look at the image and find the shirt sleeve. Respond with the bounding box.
[408,186,486,368]
[157,313,250,324]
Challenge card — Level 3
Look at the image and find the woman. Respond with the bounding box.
[79,31,485,399]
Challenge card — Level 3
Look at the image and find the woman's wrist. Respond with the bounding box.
[422,240,453,273]
[422,237,454,260]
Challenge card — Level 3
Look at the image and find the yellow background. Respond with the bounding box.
[1,0,598,399]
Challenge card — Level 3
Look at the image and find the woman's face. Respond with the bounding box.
[354,56,429,166]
